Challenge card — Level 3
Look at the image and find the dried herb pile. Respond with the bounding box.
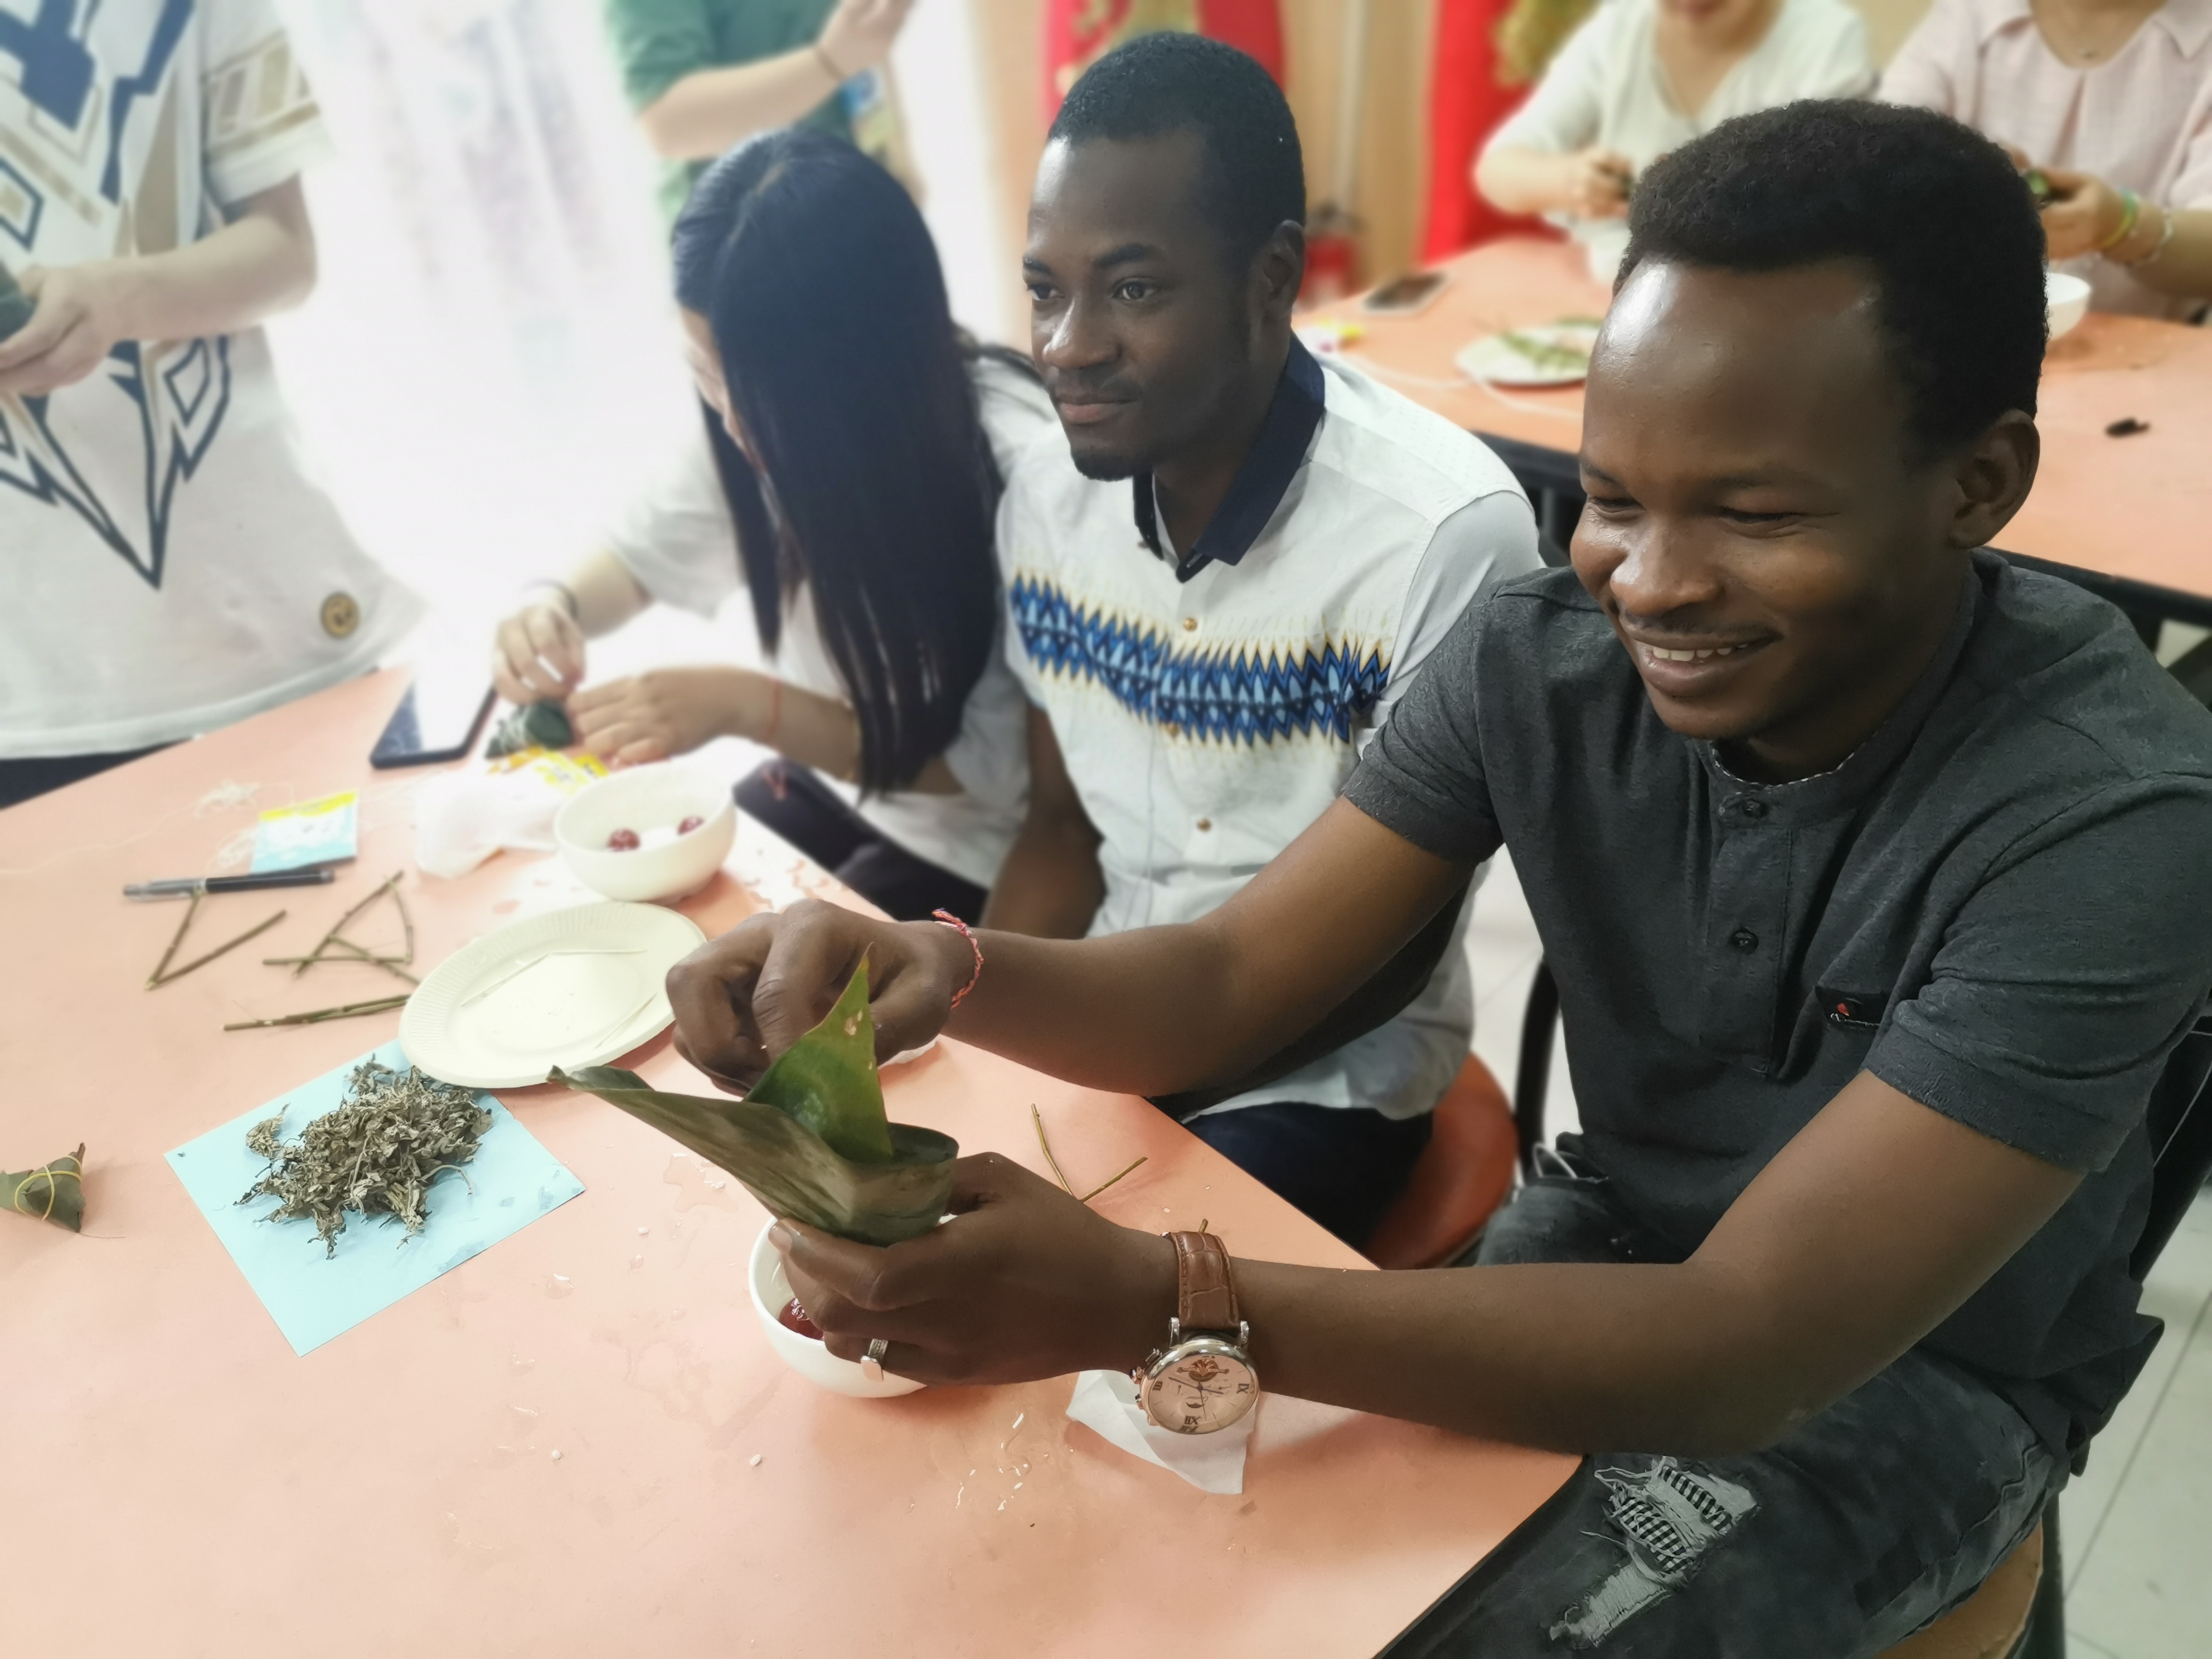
[240,1059,491,1257]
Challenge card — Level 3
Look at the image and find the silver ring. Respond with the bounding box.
[861,1337,889,1381]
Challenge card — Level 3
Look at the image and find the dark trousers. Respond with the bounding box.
[1392,1173,2063,1657]
[734,760,988,924]
[0,745,168,811]
[1175,1100,1432,1249]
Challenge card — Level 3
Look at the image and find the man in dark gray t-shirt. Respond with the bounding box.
[668,104,2212,1653]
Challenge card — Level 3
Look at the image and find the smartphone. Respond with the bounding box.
[370,670,496,768]
[1360,270,1450,317]
[0,263,35,341]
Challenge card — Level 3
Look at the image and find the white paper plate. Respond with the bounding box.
[1456,322,1600,388]
[400,902,707,1089]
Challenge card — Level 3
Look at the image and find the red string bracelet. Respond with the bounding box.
[931,909,983,1010]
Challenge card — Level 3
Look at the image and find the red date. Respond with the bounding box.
[605,827,641,852]
[777,1296,822,1340]
[677,815,704,835]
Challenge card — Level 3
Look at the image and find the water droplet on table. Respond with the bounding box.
[547,1274,573,1299]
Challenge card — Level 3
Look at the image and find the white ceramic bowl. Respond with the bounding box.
[747,1220,925,1399]
[554,764,735,903]
[2046,270,2092,341]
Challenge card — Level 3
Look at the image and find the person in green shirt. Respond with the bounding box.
[603,0,914,220]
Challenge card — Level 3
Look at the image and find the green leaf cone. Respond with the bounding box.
[3,1144,85,1233]
[551,959,954,1244]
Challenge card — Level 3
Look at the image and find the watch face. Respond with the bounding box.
[1143,1338,1258,1434]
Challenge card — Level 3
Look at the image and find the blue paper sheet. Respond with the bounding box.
[167,1041,584,1355]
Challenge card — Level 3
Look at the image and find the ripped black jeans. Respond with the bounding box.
[1392,1165,2063,1657]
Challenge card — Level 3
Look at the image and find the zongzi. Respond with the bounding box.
[553,958,956,1245]
[3,1144,85,1231]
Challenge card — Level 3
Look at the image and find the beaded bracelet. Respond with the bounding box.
[931,909,984,1010]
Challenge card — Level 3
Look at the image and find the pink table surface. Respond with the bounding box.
[0,671,1574,1658]
[1325,238,2212,608]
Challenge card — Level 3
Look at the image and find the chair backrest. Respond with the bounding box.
[2132,1007,2212,1280]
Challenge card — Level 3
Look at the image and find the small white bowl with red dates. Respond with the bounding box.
[553,764,736,903]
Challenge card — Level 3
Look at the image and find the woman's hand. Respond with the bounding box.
[568,666,758,766]
[0,263,132,397]
[492,599,586,705]
[2036,166,2131,261]
[773,1154,1176,1385]
[666,896,972,1087]
[1561,147,1634,219]
[815,0,915,79]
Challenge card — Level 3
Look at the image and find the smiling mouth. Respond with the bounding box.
[1643,642,1754,662]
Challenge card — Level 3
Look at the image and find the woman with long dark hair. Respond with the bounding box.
[492,130,1050,920]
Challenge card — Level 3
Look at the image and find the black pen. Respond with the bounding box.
[124,869,339,900]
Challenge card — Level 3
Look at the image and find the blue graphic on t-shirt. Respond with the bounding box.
[1011,574,1389,746]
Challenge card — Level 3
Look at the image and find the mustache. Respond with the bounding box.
[1045,375,1140,404]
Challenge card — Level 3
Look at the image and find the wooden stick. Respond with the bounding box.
[149,910,287,989]
[222,994,410,1032]
[392,880,416,964]
[1031,1103,1074,1194]
[292,871,402,978]
[146,888,203,987]
[1077,1156,1147,1204]
[264,935,419,983]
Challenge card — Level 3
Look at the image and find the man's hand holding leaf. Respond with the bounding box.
[774,1152,1174,1385]
[666,898,971,1090]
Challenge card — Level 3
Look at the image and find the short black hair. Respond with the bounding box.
[1049,31,1304,264]
[1622,100,2045,457]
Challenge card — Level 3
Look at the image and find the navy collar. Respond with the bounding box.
[1132,336,1326,583]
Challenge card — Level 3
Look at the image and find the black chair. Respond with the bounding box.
[1508,959,2212,1659]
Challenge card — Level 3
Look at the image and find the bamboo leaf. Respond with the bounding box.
[550,958,951,1244]
[2,1144,86,1233]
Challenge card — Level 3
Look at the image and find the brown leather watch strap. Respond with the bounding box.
[1169,1230,1239,1333]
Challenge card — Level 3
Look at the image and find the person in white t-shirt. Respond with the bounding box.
[0,0,421,809]
[987,35,1541,1246]
[492,131,1051,921]
[1476,0,1875,278]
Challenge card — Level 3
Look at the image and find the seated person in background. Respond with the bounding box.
[1476,0,1874,278]
[492,132,1052,923]
[1883,0,2212,321]
[603,0,915,221]
[672,103,2212,1655]
[0,0,421,812]
[985,34,1540,1248]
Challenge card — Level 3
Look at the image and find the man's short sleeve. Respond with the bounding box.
[201,0,334,206]
[1340,597,1504,867]
[601,0,720,111]
[1367,488,1540,742]
[1869,779,2212,1172]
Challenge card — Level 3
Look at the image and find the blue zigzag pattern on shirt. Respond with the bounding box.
[1010,574,1389,745]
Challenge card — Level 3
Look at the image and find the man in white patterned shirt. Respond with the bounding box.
[0,0,419,807]
[987,33,1539,1245]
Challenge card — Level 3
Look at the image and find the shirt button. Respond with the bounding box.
[1181,617,1198,632]
[1738,798,1768,820]
[1196,817,1212,831]
[1730,928,1759,953]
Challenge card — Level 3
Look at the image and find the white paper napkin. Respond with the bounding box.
[1066,1369,1257,1495]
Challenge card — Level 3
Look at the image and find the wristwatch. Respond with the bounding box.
[1133,1230,1260,1434]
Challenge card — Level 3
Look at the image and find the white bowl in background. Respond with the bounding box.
[747,1220,925,1399]
[2046,270,2092,341]
[554,764,735,903]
